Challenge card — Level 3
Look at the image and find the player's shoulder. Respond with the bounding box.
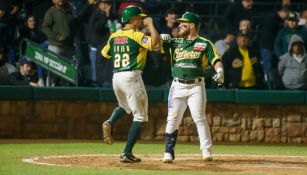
[116,29,145,41]
[197,36,212,43]
[197,36,215,46]
[109,29,125,39]
[108,31,119,41]
[108,29,139,42]
[134,31,145,38]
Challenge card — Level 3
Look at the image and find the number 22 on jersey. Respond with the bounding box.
[114,53,130,68]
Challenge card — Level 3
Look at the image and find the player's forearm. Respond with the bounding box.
[148,24,160,51]
[212,60,224,85]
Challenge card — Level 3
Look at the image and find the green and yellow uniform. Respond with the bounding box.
[102,29,152,72]
[101,5,159,163]
[162,11,219,163]
[163,37,220,80]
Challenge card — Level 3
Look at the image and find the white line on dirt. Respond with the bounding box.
[22,154,307,161]
[22,157,71,167]
[255,164,306,169]
[24,154,307,158]
[22,154,307,169]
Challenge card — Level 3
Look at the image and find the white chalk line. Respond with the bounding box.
[22,154,307,169]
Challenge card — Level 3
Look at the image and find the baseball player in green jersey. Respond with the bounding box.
[101,6,160,163]
[160,12,224,163]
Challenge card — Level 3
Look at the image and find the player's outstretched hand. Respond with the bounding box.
[160,34,171,42]
[143,17,153,26]
[212,67,224,86]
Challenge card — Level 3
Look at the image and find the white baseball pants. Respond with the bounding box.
[112,71,148,122]
[166,78,212,150]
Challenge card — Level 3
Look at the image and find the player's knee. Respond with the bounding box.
[133,114,148,122]
[166,118,180,128]
[117,106,131,115]
[116,106,129,115]
[165,125,179,133]
[193,116,206,124]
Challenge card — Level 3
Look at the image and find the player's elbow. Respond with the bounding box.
[151,43,161,51]
[102,52,111,59]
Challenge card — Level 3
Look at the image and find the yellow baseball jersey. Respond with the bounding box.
[101,29,152,72]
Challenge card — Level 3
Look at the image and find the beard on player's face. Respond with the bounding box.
[178,22,190,37]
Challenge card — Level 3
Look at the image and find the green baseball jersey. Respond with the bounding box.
[163,37,220,80]
[101,29,152,72]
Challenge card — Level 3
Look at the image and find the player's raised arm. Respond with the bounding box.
[143,17,160,51]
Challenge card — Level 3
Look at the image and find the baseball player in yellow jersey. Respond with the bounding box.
[101,6,160,163]
[160,12,224,163]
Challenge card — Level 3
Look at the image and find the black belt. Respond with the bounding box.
[174,78,202,84]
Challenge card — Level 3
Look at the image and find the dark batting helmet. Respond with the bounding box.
[121,6,147,24]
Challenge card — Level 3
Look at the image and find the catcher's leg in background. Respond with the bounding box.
[188,84,213,161]
[163,84,187,163]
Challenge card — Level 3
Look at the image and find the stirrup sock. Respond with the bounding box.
[165,130,178,159]
[124,121,142,153]
[108,107,127,125]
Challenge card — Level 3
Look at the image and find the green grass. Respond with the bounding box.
[0,140,307,175]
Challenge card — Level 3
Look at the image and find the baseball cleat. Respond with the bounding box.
[202,149,213,161]
[102,121,113,145]
[162,152,174,163]
[120,152,141,163]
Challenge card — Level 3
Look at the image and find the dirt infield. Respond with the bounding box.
[23,154,307,174]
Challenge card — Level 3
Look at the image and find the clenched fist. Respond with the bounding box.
[212,67,224,85]
[160,34,171,42]
[143,17,153,26]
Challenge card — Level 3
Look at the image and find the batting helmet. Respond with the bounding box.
[121,6,147,24]
[176,12,201,29]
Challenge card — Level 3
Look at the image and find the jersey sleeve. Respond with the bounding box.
[202,40,221,67]
[133,32,152,51]
[101,37,112,59]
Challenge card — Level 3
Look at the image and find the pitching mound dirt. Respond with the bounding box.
[23,154,307,174]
